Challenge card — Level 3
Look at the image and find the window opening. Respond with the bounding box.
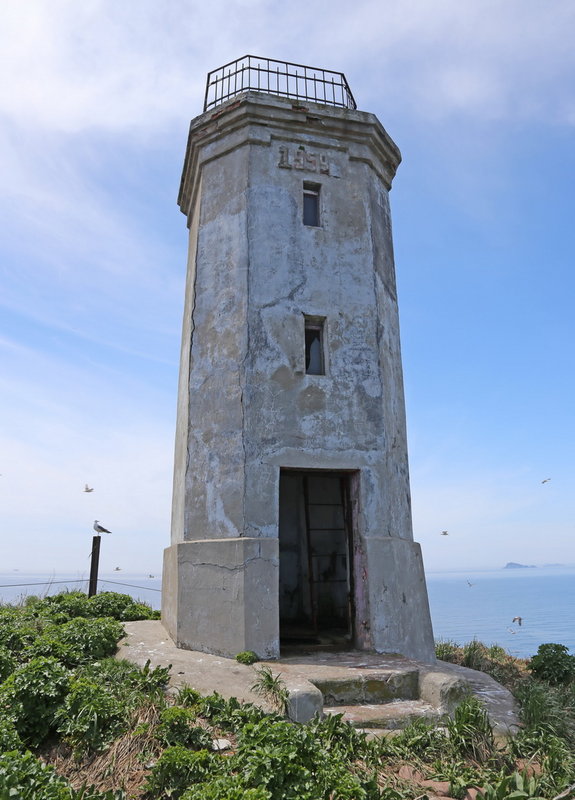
[305,317,325,375]
[303,183,320,227]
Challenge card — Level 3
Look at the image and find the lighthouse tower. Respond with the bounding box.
[162,56,435,663]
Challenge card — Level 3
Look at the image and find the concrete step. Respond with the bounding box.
[310,668,419,705]
[323,699,443,730]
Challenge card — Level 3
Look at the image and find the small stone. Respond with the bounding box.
[212,738,232,751]
[398,765,423,782]
[421,780,453,796]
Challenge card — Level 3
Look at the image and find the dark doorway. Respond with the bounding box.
[279,470,355,650]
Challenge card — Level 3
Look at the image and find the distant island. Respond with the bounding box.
[504,562,537,569]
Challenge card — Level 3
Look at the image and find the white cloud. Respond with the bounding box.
[1,0,574,134]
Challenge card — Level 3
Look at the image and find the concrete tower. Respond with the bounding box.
[162,56,435,663]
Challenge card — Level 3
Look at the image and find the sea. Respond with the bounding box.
[1,566,574,660]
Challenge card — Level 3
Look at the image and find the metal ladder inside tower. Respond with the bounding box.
[301,476,353,636]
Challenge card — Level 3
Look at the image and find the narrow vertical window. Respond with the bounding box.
[303,183,320,227]
[304,317,325,375]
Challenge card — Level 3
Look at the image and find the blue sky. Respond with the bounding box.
[1,0,574,575]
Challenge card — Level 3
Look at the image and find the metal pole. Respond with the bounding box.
[88,535,101,597]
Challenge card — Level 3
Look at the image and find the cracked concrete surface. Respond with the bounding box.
[119,621,520,735]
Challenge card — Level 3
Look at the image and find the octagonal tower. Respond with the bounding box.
[162,56,435,663]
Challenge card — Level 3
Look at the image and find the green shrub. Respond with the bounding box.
[55,678,127,754]
[0,644,16,681]
[197,693,269,732]
[0,750,124,799]
[58,616,124,661]
[88,592,134,619]
[235,717,376,799]
[0,717,22,752]
[235,650,259,665]
[528,643,575,686]
[0,656,69,745]
[24,616,123,667]
[177,686,203,707]
[120,602,159,621]
[144,746,219,798]
[182,777,271,799]
[44,590,92,619]
[73,657,169,710]
[156,706,213,749]
[133,658,171,698]
[309,712,369,761]
[478,769,546,800]
[0,619,40,656]
[25,633,79,666]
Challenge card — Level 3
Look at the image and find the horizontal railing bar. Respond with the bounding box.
[204,55,356,112]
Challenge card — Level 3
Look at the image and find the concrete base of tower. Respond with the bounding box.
[365,536,436,664]
[162,537,280,659]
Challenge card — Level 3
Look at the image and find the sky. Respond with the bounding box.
[1,0,574,577]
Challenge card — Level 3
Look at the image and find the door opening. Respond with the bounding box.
[279,470,355,650]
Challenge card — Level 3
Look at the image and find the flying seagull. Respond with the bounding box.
[84,484,94,493]
[541,478,551,484]
[94,520,112,534]
[512,616,523,626]
[441,530,449,536]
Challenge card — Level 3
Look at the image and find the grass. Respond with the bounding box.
[2,595,575,798]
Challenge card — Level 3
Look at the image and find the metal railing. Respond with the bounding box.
[204,55,356,112]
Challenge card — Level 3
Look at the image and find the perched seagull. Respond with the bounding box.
[541,478,551,484]
[441,530,449,536]
[84,484,94,493]
[94,520,112,534]
[512,616,523,626]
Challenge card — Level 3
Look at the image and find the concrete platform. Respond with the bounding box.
[117,621,520,736]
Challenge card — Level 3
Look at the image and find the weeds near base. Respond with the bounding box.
[250,666,289,714]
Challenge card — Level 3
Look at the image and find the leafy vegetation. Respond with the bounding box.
[528,643,575,686]
[235,650,260,665]
[250,666,290,714]
[2,592,575,799]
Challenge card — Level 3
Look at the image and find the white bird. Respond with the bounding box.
[94,520,112,534]
[84,484,94,493]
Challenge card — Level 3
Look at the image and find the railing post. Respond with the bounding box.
[88,535,101,597]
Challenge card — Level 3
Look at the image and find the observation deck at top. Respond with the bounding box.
[203,55,357,112]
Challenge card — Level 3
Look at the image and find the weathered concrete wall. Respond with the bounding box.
[163,537,279,658]
[163,92,435,662]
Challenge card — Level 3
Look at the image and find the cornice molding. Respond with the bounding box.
[178,92,401,224]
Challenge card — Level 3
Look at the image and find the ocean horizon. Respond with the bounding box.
[1,565,574,659]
